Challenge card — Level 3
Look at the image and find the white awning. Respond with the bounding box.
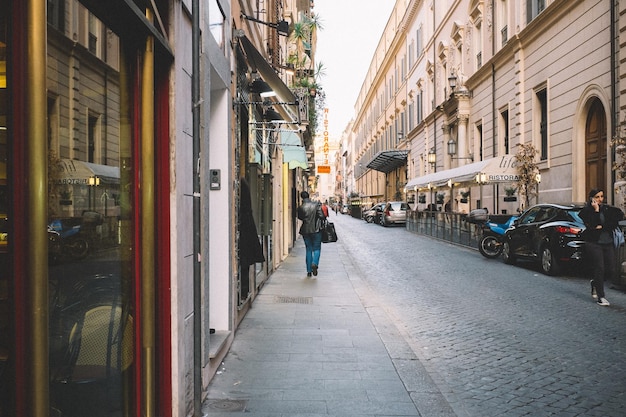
[405,155,518,191]
[280,131,308,170]
[55,159,120,185]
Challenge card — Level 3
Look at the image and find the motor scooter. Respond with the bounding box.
[48,211,102,262]
[478,215,517,258]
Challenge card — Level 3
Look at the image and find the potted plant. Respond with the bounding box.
[460,190,470,204]
[504,186,517,202]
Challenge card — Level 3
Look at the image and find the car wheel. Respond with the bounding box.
[540,245,560,276]
[502,241,516,264]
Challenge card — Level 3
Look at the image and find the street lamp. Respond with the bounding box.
[427,148,436,168]
[448,138,473,161]
[88,175,100,211]
[448,72,457,96]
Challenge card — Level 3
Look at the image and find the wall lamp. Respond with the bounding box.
[448,72,457,94]
[447,139,473,161]
[241,13,289,36]
[427,148,437,167]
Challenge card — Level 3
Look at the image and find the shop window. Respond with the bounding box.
[47,11,135,417]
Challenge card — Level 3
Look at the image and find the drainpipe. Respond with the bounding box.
[611,0,617,202]
[432,4,437,173]
[191,0,202,415]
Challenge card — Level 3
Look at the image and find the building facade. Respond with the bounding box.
[0,0,315,416]
[351,0,626,215]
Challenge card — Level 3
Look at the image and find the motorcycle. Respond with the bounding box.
[48,211,102,262]
[478,215,517,258]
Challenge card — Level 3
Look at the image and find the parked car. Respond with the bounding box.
[341,205,349,214]
[363,203,385,223]
[380,201,409,226]
[501,203,586,275]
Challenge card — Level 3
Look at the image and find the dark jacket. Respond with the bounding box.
[297,198,325,235]
[238,178,265,266]
[579,203,624,243]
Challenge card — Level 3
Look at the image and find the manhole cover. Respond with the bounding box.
[274,295,313,304]
[205,399,247,412]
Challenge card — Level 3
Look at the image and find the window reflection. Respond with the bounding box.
[47,5,134,417]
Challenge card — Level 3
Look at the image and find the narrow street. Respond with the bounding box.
[332,212,626,416]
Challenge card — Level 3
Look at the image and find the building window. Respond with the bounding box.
[476,123,483,160]
[500,109,509,155]
[417,91,423,124]
[527,0,546,24]
[47,0,65,31]
[499,0,508,47]
[536,88,548,160]
[209,0,226,51]
[416,27,423,57]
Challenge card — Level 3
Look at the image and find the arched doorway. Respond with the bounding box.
[585,98,607,196]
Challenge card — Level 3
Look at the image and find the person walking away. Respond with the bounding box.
[579,188,624,306]
[297,191,326,277]
[321,201,330,218]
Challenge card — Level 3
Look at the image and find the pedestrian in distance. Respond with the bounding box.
[579,188,624,306]
[297,191,327,277]
[321,201,330,218]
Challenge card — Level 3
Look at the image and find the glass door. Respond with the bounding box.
[46,4,135,416]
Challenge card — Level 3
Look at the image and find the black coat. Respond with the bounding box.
[238,178,265,267]
[579,203,624,243]
[297,199,325,235]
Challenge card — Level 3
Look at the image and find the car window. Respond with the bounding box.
[520,207,542,224]
[534,207,555,223]
[568,210,583,223]
[390,202,403,211]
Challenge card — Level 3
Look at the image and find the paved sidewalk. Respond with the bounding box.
[203,220,459,417]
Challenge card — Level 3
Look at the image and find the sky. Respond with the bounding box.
[313,1,396,139]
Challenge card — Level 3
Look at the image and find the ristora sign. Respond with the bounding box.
[318,107,330,175]
[485,155,519,182]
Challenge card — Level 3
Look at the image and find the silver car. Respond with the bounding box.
[381,201,408,226]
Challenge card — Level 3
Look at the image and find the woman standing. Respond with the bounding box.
[579,189,624,306]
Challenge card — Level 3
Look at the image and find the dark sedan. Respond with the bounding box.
[502,203,586,275]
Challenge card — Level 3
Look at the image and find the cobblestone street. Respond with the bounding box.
[337,213,626,417]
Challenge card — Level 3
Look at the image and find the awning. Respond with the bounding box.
[405,154,518,191]
[366,150,408,173]
[56,159,120,185]
[280,131,308,170]
[239,35,299,123]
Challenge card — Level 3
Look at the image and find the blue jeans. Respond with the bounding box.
[302,232,322,273]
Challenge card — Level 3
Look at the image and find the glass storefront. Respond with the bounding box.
[46,4,135,416]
